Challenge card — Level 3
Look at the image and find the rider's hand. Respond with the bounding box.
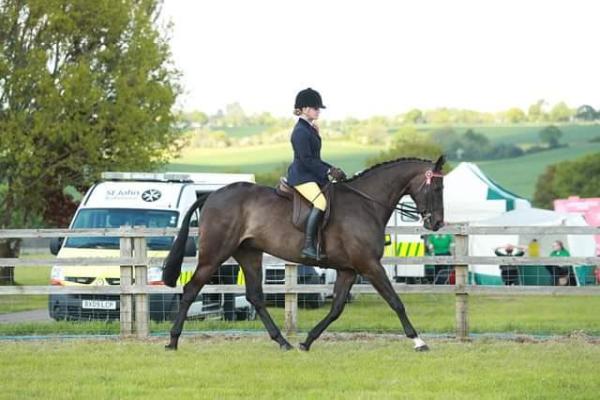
[329,167,347,181]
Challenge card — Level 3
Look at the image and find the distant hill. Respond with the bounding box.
[168,123,600,199]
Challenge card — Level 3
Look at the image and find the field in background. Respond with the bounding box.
[1,338,599,399]
[170,124,600,199]
[167,141,385,175]
[479,141,600,198]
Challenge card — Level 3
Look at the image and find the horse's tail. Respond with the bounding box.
[162,193,210,288]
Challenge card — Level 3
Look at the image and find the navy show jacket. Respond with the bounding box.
[286,118,332,187]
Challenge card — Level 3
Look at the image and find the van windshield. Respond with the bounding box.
[64,209,178,250]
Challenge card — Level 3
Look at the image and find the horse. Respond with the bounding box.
[162,156,445,352]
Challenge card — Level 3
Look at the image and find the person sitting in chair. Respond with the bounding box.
[546,240,573,286]
[286,88,346,260]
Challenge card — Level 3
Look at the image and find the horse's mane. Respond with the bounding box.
[343,157,432,183]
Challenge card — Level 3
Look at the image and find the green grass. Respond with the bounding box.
[1,338,599,399]
[166,140,384,175]
[167,124,600,198]
[478,142,600,198]
[2,294,599,337]
[418,123,600,144]
[213,125,270,138]
[0,265,50,314]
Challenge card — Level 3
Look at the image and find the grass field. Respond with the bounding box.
[167,140,384,175]
[1,337,599,399]
[0,265,50,315]
[2,294,600,337]
[168,123,600,199]
[478,141,600,198]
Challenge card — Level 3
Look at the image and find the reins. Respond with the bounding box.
[340,182,420,220]
[339,168,443,221]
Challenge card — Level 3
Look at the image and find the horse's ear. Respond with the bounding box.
[434,155,446,171]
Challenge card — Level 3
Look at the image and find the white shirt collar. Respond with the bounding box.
[299,115,314,127]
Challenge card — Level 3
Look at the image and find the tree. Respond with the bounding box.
[223,102,246,127]
[403,108,424,124]
[528,99,547,122]
[504,108,527,123]
[575,105,598,121]
[366,126,444,168]
[539,125,563,148]
[549,101,573,122]
[0,0,181,283]
[533,153,600,208]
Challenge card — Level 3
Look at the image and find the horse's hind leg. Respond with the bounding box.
[362,261,429,351]
[165,263,218,350]
[233,249,293,350]
[299,269,356,351]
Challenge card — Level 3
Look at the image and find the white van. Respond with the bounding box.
[48,172,257,322]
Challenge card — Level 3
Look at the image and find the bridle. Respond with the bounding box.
[341,169,443,222]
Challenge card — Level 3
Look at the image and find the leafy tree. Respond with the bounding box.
[539,125,563,148]
[366,126,444,167]
[549,101,573,122]
[223,102,246,127]
[0,0,181,282]
[533,153,600,208]
[505,108,527,123]
[528,99,547,122]
[403,108,424,124]
[575,105,598,121]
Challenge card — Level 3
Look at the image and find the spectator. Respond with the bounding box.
[426,234,454,284]
[494,244,526,285]
[546,240,573,286]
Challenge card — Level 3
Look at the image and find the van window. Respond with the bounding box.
[65,208,179,250]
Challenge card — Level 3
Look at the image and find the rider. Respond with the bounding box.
[287,88,346,260]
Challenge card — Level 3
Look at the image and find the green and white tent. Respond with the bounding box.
[444,162,531,223]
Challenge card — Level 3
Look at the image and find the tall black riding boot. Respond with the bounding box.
[301,207,326,260]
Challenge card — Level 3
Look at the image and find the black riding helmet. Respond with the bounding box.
[294,88,326,109]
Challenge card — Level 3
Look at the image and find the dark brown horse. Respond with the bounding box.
[162,156,445,351]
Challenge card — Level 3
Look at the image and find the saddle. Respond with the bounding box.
[275,178,333,233]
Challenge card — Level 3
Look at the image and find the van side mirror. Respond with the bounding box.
[184,237,197,257]
[50,237,64,255]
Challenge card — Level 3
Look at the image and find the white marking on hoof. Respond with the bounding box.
[413,337,427,349]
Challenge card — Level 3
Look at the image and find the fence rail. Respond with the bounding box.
[1,226,599,340]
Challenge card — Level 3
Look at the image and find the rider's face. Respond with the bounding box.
[302,107,320,121]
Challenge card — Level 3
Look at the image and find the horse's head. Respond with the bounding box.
[407,155,445,231]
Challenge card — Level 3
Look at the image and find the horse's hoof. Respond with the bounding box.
[165,344,177,351]
[414,344,430,352]
[299,342,310,352]
[280,342,294,351]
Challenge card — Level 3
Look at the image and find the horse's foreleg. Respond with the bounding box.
[299,269,356,351]
[165,263,217,350]
[363,261,429,351]
[234,249,293,350]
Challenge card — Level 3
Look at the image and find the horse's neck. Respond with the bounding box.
[351,162,426,222]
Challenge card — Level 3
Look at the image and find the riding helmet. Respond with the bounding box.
[294,88,326,109]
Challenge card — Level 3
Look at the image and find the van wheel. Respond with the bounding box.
[235,306,257,321]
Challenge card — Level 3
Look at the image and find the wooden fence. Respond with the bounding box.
[1,225,599,340]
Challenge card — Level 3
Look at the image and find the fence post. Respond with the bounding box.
[454,233,469,340]
[120,233,133,337]
[134,236,149,338]
[284,263,298,335]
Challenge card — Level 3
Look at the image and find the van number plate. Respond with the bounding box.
[82,300,117,310]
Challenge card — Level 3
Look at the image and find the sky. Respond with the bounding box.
[160,0,600,120]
